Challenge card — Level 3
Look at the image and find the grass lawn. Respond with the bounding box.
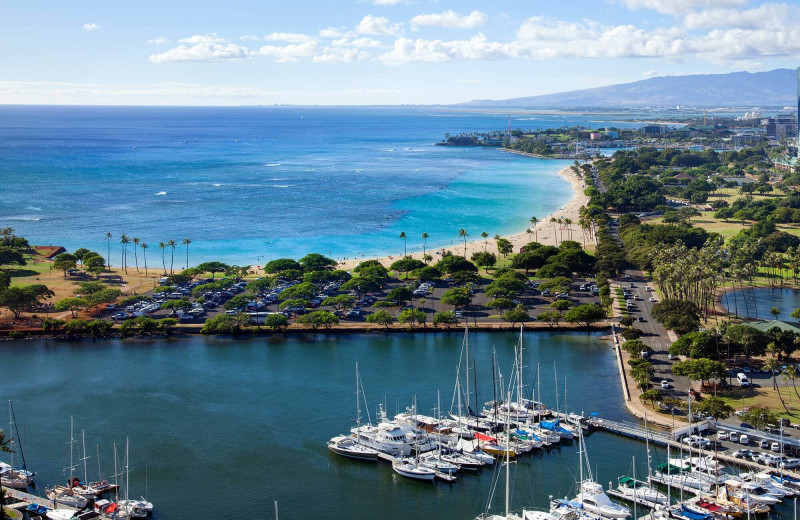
[713,384,800,422]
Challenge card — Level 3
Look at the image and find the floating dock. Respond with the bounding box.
[606,488,665,510]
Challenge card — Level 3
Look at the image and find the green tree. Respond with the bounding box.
[397,308,426,328]
[564,304,605,326]
[496,238,513,258]
[279,282,318,301]
[182,238,192,270]
[511,252,544,274]
[640,389,662,406]
[550,299,572,311]
[503,304,529,325]
[741,405,779,431]
[471,251,497,268]
[196,261,230,279]
[433,311,458,328]
[366,309,395,328]
[53,253,77,278]
[168,239,177,274]
[264,313,289,331]
[0,285,54,318]
[387,287,413,306]
[74,248,90,267]
[693,396,734,420]
[53,297,87,317]
[159,317,178,335]
[278,299,311,311]
[84,254,105,279]
[264,258,302,273]
[537,310,562,327]
[421,232,430,261]
[339,277,382,294]
[201,313,251,334]
[413,266,442,282]
[458,228,469,256]
[671,358,727,386]
[0,271,9,291]
[390,258,425,279]
[132,237,140,272]
[322,294,356,311]
[160,299,192,316]
[651,299,700,335]
[441,286,471,308]
[297,310,339,329]
[399,231,407,257]
[299,253,336,272]
[487,298,515,311]
[0,246,26,268]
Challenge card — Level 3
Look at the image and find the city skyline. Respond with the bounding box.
[2,0,800,105]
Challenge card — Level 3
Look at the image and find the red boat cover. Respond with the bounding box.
[476,432,497,443]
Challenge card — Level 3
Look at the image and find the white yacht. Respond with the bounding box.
[573,481,630,519]
[327,435,379,461]
[616,476,669,504]
[392,457,436,481]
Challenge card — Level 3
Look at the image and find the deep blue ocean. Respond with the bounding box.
[0,106,641,265]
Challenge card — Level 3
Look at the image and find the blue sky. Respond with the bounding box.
[1,0,799,105]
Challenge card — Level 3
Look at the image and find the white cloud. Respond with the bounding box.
[331,37,383,48]
[240,34,260,41]
[355,15,402,36]
[82,23,98,32]
[265,32,314,43]
[642,70,666,78]
[683,3,799,30]
[373,0,410,5]
[410,10,488,30]
[313,47,370,64]
[319,27,350,38]
[150,42,254,63]
[379,34,515,65]
[258,41,318,62]
[615,0,750,16]
[179,33,225,44]
[147,36,168,45]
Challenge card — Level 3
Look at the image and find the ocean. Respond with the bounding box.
[0,106,641,265]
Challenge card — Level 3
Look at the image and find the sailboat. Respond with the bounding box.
[117,438,154,518]
[420,391,460,475]
[1,401,34,489]
[570,427,630,519]
[47,417,91,509]
[476,392,522,520]
[328,363,379,461]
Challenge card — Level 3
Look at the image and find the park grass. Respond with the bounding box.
[713,384,800,422]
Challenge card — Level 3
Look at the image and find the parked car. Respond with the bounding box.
[739,434,750,445]
[732,449,755,460]
[660,380,670,389]
[717,431,729,441]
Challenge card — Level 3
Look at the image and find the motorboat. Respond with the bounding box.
[723,479,780,506]
[419,451,459,474]
[439,448,485,470]
[327,435,379,461]
[616,476,669,504]
[118,499,150,518]
[572,480,630,519]
[740,471,796,497]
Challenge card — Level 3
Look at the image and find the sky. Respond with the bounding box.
[1,0,799,105]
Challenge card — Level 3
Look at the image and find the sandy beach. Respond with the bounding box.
[336,160,591,271]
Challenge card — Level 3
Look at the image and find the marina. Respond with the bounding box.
[4,332,800,519]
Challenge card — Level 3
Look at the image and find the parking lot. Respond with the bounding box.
[103,273,603,326]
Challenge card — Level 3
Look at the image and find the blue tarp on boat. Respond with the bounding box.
[540,419,559,431]
[679,505,713,520]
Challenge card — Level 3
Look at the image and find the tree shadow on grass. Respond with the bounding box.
[8,269,38,278]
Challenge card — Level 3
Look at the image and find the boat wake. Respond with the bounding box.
[155,191,167,196]
[265,163,282,167]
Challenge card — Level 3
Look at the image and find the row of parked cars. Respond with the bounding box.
[731,449,800,468]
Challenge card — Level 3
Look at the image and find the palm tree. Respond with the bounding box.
[0,429,13,453]
[784,365,800,401]
[159,242,167,275]
[764,356,793,416]
[141,242,149,276]
[399,232,407,257]
[120,234,130,274]
[168,239,176,275]
[558,217,565,243]
[529,216,538,242]
[105,232,112,269]
[564,218,573,241]
[480,232,488,251]
[421,232,429,261]
[132,237,140,272]
[458,229,468,257]
[526,228,533,243]
[182,238,192,269]
[549,217,559,246]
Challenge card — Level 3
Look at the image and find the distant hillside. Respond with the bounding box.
[460,69,797,109]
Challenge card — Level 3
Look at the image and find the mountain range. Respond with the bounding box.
[459,68,797,109]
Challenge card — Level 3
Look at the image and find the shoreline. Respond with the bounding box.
[336,157,589,271]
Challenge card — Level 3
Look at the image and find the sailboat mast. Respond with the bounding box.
[7,401,13,469]
[97,444,102,481]
[554,363,560,414]
[564,377,568,415]
[537,363,541,420]
[491,350,498,424]
[632,456,637,520]
[473,359,478,425]
[81,429,88,484]
[10,401,27,472]
[69,416,74,488]
[356,362,361,429]
[505,391,511,518]
[465,323,470,417]
[125,438,130,504]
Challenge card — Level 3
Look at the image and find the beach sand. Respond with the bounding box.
[336,161,591,271]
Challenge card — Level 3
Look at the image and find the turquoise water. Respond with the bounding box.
[0,106,643,265]
[1,331,642,519]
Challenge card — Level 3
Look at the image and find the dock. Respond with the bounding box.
[647,473,705,496]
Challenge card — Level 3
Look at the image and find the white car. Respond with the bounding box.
[718,431,729,441]
[649,296,657,302]
[660,380,670,389]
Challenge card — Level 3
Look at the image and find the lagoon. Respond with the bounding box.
[722,286,800,322]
